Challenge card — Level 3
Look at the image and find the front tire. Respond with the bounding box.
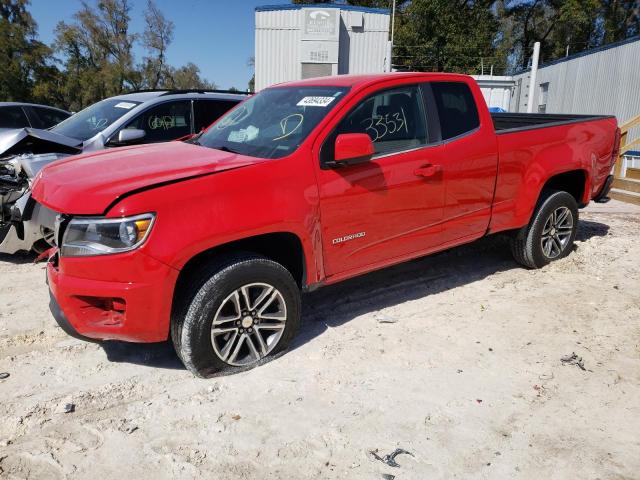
[510,190,578,269]
[171,254,301,377]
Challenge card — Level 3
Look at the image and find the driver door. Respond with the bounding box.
[316,84,446,278]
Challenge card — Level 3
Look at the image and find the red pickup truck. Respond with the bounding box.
[32,73,620,377]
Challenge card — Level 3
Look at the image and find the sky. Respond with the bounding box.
[29,0,292,90]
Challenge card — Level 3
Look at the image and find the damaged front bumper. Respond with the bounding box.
[0,194,56,254]
[1,155,73,254]
[46,248,179,343]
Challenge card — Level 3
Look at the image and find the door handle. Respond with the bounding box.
[414,164,442,178]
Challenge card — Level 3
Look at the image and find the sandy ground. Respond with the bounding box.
[1,199,639,480]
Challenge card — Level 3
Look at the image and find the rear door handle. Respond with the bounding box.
[414,164,442,178]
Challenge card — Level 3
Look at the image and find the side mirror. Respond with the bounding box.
[334,133,375,164]
[116,128,146,145]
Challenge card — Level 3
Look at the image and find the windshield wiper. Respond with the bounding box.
[186,131,204,146]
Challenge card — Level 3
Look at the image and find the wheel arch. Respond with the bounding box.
[173,232,307,300]
[538,169,590,207]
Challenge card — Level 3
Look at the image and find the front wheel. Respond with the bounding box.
[511,190,579,269]
[171,255,301,377]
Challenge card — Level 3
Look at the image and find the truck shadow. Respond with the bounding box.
[100,340,183,369]
[292,219,610,351]
[0,251,37,265]
[96,219,609,370]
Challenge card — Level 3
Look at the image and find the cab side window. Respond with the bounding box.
[0,106,30,128]
[124,101,192,142]
[33,107,70,128]
[194,99,239,132]
[431,82,479,140]
[336,85,427,156]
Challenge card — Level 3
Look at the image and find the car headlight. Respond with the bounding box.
[61,213,155,257]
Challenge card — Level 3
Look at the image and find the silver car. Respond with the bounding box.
[0,90,246,253]
[0,102,71,131]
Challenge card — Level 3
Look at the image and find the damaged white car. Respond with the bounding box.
[0,90,245,254]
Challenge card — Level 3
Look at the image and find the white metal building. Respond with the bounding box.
[468,36,640,145]
[254,4,390,91]
[512,36,640,138]
[472,75,515,111]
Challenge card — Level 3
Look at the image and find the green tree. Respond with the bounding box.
[599,0,639,43]
[165,63,216,90]
[141,0,174,89]
[54,0,138,110]
[53,0,215,109]
[499,0,602,71]
[498,0,639,72]
[0,0,60,103]
[393,0,499,73]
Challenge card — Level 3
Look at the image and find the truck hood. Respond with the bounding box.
[31,141,265,215]
[0,128,82,158]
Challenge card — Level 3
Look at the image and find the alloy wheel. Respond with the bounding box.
[540,206,574,259]
[210,282,287,366]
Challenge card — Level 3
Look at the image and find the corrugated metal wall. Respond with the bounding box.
[255,8,389,91]
[513,39,640,141]
[255,9,301,91]
[343,12,389,75]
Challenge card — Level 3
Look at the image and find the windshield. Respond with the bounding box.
[51,99,141,141]
[198,86,349,159]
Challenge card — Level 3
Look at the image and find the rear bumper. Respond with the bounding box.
[47,250,179,342]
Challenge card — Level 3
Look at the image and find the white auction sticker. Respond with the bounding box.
[297,96,336,107]
[114,102,136,109]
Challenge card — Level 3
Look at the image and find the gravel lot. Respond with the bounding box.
[1,200,639,479]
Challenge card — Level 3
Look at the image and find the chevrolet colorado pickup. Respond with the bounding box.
[31,73,620,377]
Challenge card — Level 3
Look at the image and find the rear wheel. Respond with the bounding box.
[171,254,301,377]
[511,190,578,269]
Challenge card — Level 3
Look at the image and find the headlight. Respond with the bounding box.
[61,213,155,257]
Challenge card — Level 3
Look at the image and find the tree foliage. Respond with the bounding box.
[393,0,499,73]
[0,0,216,110]
[0,0,58,103]
[141,0,174,89]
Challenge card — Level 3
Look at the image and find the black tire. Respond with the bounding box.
[171,254,301,377]
[510,190,579,269]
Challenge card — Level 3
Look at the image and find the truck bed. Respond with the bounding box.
[491,113,615,134]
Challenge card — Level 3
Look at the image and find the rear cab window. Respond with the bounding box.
[33,107,70,128]
[194,99,240,133]
[430,82,480,140]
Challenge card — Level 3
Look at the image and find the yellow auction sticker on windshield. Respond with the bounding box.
[297,96,336,107]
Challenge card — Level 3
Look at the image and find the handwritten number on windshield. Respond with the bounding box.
[216,105,249,130]
[360,107,408,142]
[273,114,304,141]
